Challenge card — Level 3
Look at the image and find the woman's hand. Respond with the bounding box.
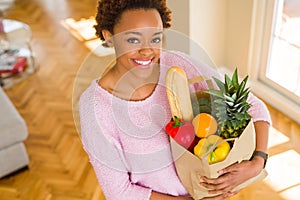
[199,157,265,195]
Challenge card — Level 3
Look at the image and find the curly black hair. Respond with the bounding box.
[94,0,172,41]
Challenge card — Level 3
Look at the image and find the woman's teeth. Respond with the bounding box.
[134,59,152,65]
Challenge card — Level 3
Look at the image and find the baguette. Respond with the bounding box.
[165,66,194,122]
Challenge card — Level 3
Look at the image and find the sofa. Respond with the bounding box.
[0,86,29,178]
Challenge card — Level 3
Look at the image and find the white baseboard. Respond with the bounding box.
[250,82,300,124]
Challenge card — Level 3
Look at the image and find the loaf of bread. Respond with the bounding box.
[165,66,194,122]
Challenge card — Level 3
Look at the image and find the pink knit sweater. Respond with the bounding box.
[79,51,271,200]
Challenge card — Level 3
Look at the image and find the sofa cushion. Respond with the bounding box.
[0,142,29,178]
[0,87,28,149]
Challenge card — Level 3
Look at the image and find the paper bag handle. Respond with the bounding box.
[188,75,215,90]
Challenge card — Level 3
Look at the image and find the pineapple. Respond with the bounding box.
[205,68,252,139]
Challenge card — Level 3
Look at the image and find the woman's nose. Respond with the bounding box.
[138,46,153,56]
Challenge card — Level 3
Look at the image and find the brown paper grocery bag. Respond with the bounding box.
[170,121,268,199]
[167,74,268,199]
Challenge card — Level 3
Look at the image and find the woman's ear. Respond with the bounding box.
[102,30,113,47]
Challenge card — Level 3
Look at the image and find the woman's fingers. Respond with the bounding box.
[218,162,240,174]
[198,161,256,196]
[199,172,240,193]
[200,173,231,187]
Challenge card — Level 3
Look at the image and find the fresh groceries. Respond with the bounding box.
[165,66,253,165]
[164,66,265,199]
[165,116,196,151]
[192,113,218,138]
[194,135,230,164]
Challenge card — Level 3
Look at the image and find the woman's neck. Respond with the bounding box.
[98,64,160,101]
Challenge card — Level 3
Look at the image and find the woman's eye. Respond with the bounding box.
[152,37,162,43]
[127,38,140,44]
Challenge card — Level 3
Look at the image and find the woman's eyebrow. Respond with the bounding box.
[153,31,163,36]
[124,31,163,36]
[125,31,142,35]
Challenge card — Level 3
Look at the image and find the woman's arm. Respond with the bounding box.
[79,88,153,200]
[90,155,231,200]
[89,154,153,200]
[253,120,269,162]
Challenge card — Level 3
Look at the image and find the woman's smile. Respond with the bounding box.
[131,58,154,68]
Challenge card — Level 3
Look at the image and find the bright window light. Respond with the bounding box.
[264,150,300,196]
[268,126,290,149]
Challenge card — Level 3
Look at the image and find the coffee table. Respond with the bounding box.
[0,19,38,89]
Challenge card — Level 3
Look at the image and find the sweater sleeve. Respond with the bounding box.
[247,93,272,125]
[79,87,152,200]
[88,155,152,200]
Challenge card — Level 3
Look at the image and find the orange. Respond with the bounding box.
[192,113,218,138]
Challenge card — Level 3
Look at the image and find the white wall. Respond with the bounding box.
[188,0,254,75]
[225,0,254,75]
[189,0,227,68]
[165,0,190,54]
[168,0,255,75]
[167,0,190,36]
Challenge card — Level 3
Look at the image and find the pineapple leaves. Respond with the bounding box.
[213,77,226,92]
[237,75,249,98]
[225,74,231,92]
[232,68,239,87]
[204,90,224,99]
[203,68,252,139]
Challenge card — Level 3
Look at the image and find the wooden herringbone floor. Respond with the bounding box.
[0,0,105,199]
[1,0,300,200]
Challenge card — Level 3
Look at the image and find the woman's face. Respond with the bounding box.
[106,9,163,79]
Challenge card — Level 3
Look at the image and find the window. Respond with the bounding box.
[262,0,300,102]
[249,0,300,124]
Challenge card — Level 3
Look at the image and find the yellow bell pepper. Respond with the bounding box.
[194,135,230,164]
